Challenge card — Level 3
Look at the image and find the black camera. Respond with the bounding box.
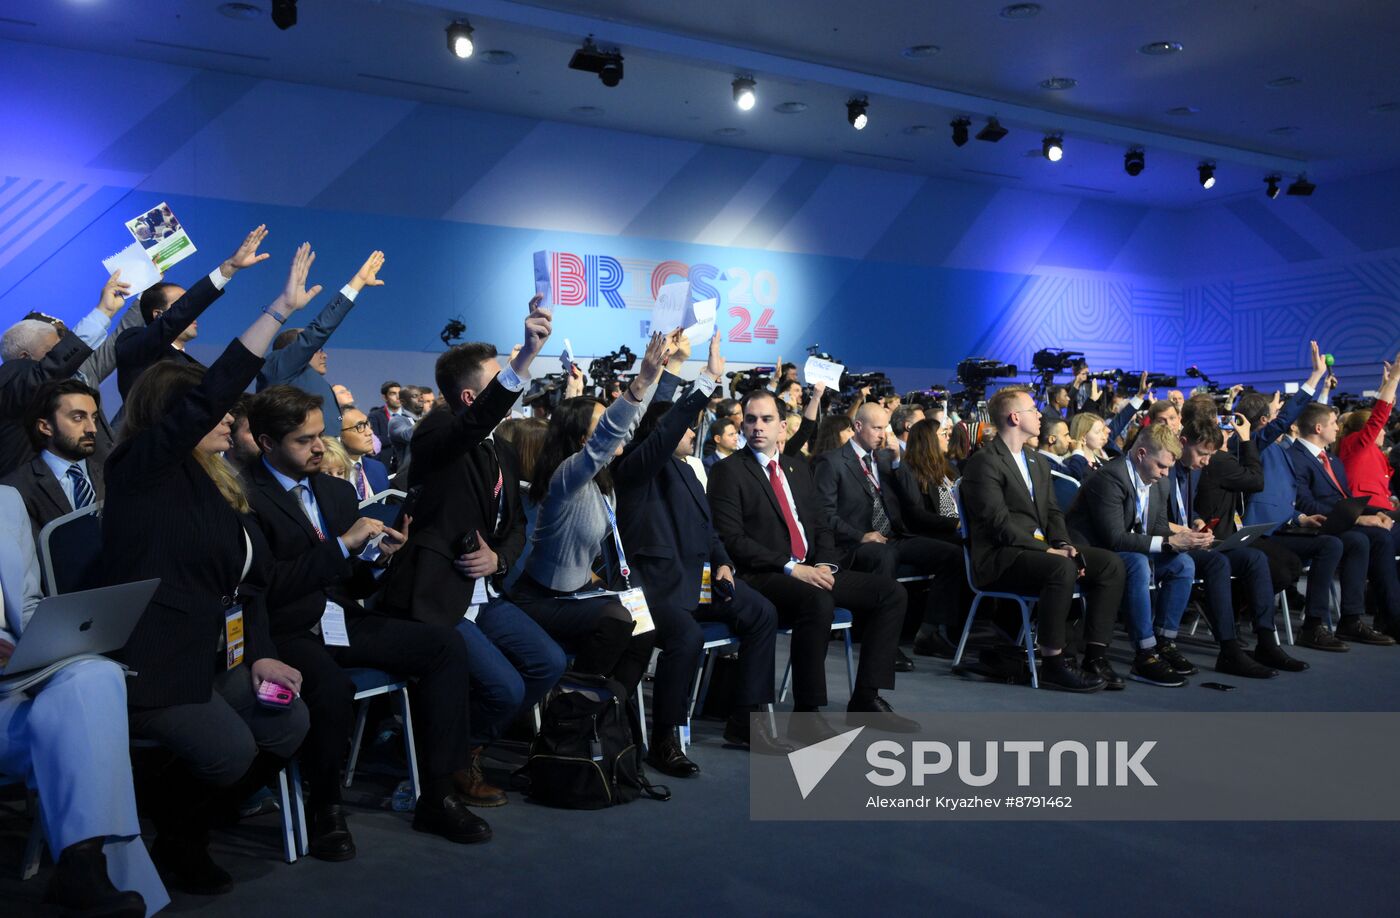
[588,345,636,388]
[1031,348,1085,374]
[956,358,1018,384]
[725,366,775,396]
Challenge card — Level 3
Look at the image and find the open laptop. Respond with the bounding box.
[1,579,158,676]
[1212,521,1279,552]
[1320,496,1371,535]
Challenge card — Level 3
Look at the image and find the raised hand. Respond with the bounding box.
[96,269,131,317]
[348,250,386,292]
[521,294,553,355]
[278,242,322,313]
[1232,412,1252,441]
[220,224,270,279]
[705,328,725,380]
[666,326,691,370]
[1270,390,1283,415]
[636,331,675,389]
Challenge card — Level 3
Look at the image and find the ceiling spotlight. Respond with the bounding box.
[847,97,869,130]
[445,20,475,59]
[1124,148,1145,176]
[976,117,1008,142]
[1265,175,1281,199]
[732,77,756,111]
[1287,175,1316,196]
[569,36,625,87]
[1042,135,1063,162]
[950,117,971,147]
[271,0,296,30]
[1198,162,1216,189]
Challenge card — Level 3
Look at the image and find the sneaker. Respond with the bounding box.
[1155,640,1199,675]
[1129,652,1188,687]
[1335,618,1397,646]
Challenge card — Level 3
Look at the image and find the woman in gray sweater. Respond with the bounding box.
[513,332,673,698]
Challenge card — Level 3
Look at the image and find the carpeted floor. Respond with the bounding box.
[4,627,1397,917]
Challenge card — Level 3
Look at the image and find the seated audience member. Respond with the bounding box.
[888,404,925,457]
[614,331,784,773]
[338,407,390,501]
[809,414,854,457]
[709,388,914,740]
[257,250,386,435]
[1338,352,1400,513]
[2,378,104,539]
[382,303,565,807]
[1,311,102,478]
[959,386,1125,693]
[705,417,739,468]
[946,421,972,467]
[317,434,352,481]
[1064,411,1110,480]
[226,394,262,471]
[813,401,962,671]
[1291,401,1399,644]
[116,225,271,400]
[369,380,404,470]
[1047,385,1072,418]
[102,244,316,895]
[245,386,487,856]
[1,484,168,918]
[885,418,968,658]
[1037,416,1073,474]
[513,334,674,705]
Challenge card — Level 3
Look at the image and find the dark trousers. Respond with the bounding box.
[643,578,778,727]
[742,569,905,708]
[455,597,566,747]
[980,545,1123,651]
[1357,524,1400,622]
[275,614,473,809]
[847,535,964,626]
[1269,530,1366,619]
[1221,546,1277,633]
[512,575,656,696]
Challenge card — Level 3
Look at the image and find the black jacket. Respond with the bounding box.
[0,328,92,478]
[1064,456,1171,553]
[812,440,905,553]
[0,451,107,542]
[380,376,522,628]
[959,438,1071,587]
[885,465,960,544]
[114,274,222,400]
[102,340,275,708]
[708,447,840,575]
[1194,439,1264,537]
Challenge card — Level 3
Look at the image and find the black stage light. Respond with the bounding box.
[847,97,869,130]
[976,117,1008,142]
[1287,175,1316,196]
[1042,135,1063,162]
[569,36,625,87]
[951,117,971,146]
[1265,175,1281,199]
[1124,148,1145,176]
[1198,162,1216,189]
[446,20,475,59]
[272,0,296,30]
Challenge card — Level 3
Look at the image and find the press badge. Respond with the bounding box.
[320,601,351,647]
[224,605,245,670]
[619,588,655,636]
[1033,529,1047,542]
[699,563,712,604]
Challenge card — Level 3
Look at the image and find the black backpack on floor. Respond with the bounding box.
[516,672,670,809]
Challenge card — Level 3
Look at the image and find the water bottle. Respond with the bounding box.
[390,779,416,812]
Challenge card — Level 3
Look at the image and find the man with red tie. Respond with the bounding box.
[708,389,914,742]
[1291,401,1399,644]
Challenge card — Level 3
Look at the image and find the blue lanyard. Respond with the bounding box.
[601,494,631,588]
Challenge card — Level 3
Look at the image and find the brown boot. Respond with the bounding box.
[452,747,508,807]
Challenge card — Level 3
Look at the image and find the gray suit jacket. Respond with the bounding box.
[0,485,42,640]
[0,453,104,542]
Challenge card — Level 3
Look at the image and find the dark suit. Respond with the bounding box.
[114,275,222,400]
[245,460,472,808]
[614,373,777,726]
[368,405,398,470]
[708,447,905,708]
[347,454,390,501]
[0,452,106,542]
[960,437,1123,650]
[1065,457,1171,554]
[814,441,961,627]
[0,329,92,478]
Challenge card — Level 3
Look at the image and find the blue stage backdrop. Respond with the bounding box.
[1,39,1397,404]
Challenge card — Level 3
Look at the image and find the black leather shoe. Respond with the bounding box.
[913,628,956,658]
[1129,651,1188,687]
[1297,623,1349,652]
[1252,633,1309,672]
[894,649,915,672]
[1217,649,1278,679]
[1336,618,1397,646]
[412,795,493,844]
[151,836,234,896]
[846,695,920,733]
[787,712,841,746]
[307,803,356,862]
[43,837,147,917]
[1155,640,1199,675]
[1037,654,1105,693]
[1082,655,1125,690]
[646,727,701,777]
[723,714,797,755]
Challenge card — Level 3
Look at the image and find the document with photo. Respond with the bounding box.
[125,201,197,273]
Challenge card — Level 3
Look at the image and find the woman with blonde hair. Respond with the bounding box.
[1064,411,1110,481]
[317,434,351,481]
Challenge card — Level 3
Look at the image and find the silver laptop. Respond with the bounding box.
[1211,522,1279,552]
[1,579,159,676]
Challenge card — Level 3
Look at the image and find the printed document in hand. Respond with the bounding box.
[126,201,196,273]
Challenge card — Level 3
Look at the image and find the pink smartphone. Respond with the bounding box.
[256,680,295,708]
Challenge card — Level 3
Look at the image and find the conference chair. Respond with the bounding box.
[342,668,421,806]
[1050,470,1080,513]
[777,608,856,703]
[37,502,102,596]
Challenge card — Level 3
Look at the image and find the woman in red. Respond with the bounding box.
[1338,353,1400,512]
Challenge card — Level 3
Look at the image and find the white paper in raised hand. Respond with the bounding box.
[804,355,846,389]
[560,338,575,373]
[684,297,717,344]
[101,242,161,299]
[652,280,690,334]
[533,250,551,304]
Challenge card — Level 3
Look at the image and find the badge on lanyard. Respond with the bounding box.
[619,588,655,636]
[225,605,245,670]
[699,562,712,604]
[320,601,350,647]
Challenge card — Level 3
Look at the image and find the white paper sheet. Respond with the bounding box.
[101,242,162,299]
[803,355,846,388]
[684,297,717,343]
[652,280,690,334]
[533,250,551,304]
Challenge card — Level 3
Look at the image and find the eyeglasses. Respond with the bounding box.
[342,421,371,434]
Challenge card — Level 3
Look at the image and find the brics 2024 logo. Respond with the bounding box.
[541,251,781,344]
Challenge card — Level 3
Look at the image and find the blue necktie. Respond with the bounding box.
[67,464,94,510]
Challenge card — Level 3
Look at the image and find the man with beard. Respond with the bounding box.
[2,378,105,539]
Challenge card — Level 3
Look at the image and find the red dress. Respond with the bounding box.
[1338,399,1395,511]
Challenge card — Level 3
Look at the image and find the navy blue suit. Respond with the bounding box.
[349,454,390,501]
[614,372,777,726]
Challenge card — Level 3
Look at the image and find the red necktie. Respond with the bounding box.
[766,458,808,562]
[1318,452,1347,495]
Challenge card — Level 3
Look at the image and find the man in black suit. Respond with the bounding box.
[381,297,565,807]
[1,379,105,541]
[245,386,490,858]
[115,225,271,401]
[0,314,94,478]
[369,380,403,470]
[813,401,962,668]
[615,331,783,775]
[960,386,1124,692]
[709,388,913,740]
